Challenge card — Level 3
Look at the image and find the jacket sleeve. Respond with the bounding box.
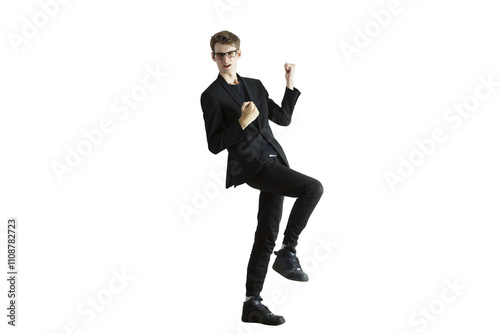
[201,91,247,155]
[261,80,301,126]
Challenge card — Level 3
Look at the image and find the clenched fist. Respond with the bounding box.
[239,101,259,130]
[284,62,296,90]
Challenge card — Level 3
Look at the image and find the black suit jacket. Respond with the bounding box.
[201,73,301,188]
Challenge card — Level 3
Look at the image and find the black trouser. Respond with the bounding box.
[244,154,323,297]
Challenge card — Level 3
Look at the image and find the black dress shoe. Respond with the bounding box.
[241,296,285,326]
[272,246,309,282]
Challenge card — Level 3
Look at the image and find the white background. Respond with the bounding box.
[1,0,500,333]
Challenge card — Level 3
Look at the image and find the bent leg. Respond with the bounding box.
[246,157,323,248]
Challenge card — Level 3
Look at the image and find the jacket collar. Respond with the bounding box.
[217,73,255,107]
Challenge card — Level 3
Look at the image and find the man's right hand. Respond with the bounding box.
[239,101,259,130]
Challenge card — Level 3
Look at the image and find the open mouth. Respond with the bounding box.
[223,64,231,69]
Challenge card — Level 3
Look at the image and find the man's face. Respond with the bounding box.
[212,43,241,75]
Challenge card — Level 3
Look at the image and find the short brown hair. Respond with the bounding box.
[210,30,240,53]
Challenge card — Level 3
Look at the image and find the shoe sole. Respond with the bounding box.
[272,264,309,282]
[242,317,286,326]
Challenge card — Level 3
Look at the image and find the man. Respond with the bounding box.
[200,30,323,326]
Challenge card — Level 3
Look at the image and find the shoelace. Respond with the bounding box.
[289,254,303,271]
[252,297,275,316]
[279,248,302,270]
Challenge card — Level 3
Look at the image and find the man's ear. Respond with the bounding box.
[211,52,216,61]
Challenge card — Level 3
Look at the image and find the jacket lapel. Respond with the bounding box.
[239,75,262,130]
[217,74,243,107]
[217,73,261,130]
[238,75,256,101]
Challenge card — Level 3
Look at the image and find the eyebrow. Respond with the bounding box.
[215,50,237,54]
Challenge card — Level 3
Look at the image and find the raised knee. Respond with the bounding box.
[311,179,323,197]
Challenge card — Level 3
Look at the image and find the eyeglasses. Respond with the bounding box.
[213,49,239,60]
